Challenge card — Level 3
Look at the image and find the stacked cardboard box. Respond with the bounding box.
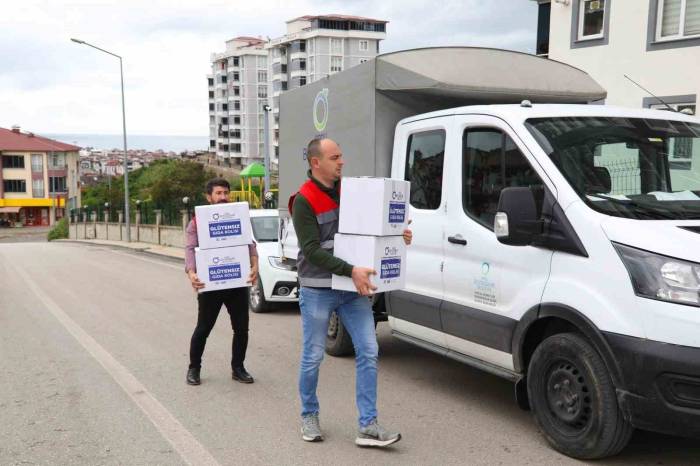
[332,177,410,293]
[194,202,253,293]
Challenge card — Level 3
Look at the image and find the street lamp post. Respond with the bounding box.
[71,38,131,242]
[262,104,272,198]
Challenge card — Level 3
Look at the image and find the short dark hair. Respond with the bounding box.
[307,138,324,166]
[206,178,230,194]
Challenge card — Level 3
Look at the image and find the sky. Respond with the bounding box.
[0,0,538,137]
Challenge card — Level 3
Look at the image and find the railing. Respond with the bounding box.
[231,190,260,208]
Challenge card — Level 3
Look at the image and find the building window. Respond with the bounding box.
[359,40,369,51]
[258,85,268,98]
[208,90,214,98]
[307,38,314,54]
[299,76,307,86]
[571,0,610,48]
[209,103,215,111]
[208,77,214,86]
[643,94,697,114]
[49,153,66,169]
[31,154,43,173]
[578,0,606,40]
[32,179,45,198]
[536,1,551,56]
[49,176,67,193]
[257,70,267,82]
[233,72,240,81]
[3,179,26,193]
[232,57,240,67]
[330,56,343,74]
[2,155,25,169]
[257,56,267,69]
[210,140,216,148]
[331,38,343,54]
[657,0,700,40]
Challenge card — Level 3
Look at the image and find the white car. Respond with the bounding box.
[248,209,298,313]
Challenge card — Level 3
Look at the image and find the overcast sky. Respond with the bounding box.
[0,0,537,137]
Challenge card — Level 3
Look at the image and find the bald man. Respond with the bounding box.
[289,138,412,447]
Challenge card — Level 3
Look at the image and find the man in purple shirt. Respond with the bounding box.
[185,178,259,386]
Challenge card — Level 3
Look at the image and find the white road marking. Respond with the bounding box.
[11,262,221,466]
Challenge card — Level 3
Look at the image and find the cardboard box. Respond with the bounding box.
[338,177,410,236]
[195,202,253,249]
[195,246,251,293]
[331,233,406,293]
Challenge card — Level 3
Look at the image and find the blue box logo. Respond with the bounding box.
[380,257,401,279]
[208,263,242,282]
[388,202,406,224]
[209,220,242,238]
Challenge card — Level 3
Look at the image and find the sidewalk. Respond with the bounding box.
[58,239,185,261]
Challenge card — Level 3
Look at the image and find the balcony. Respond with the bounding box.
[290,52,307,61]
[290,70,307,79]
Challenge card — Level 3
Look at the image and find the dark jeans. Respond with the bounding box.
[189,287,249,370]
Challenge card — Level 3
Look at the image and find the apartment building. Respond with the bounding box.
[0,126,81,226]
[266,15,388,157]
[532,0,699,113]
[208,37,270,165]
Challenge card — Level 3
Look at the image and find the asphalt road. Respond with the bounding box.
[1,241,699,465]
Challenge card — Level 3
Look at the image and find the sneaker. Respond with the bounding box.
[355,420,401,447]
[301,414,323,442]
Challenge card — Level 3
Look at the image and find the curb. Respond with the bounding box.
[57,239,185,263]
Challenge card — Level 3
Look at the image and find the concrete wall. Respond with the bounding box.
[69,220,185,249]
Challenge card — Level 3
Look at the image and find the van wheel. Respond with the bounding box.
[325,311,354,357]
[249,279,272,313]
[527,333,633,459]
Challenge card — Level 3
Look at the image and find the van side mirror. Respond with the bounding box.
[494,187,539,246]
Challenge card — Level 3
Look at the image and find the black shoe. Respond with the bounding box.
[232,366,254,384]
[187,368,201,385]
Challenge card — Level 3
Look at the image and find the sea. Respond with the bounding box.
[45,133,209,153]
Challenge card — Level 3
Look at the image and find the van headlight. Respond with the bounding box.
[613,242,700,306]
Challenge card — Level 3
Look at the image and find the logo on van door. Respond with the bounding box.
[313,88,329,132]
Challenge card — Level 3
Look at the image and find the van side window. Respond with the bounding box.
[405,130,445,210]
[463,128,544,229]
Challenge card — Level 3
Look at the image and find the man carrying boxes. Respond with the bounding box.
[184,178,259,386]
[290,138,412,447]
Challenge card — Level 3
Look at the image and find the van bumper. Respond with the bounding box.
[605,332,700,438]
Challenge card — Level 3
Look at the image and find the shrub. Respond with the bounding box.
[47,217,69,241]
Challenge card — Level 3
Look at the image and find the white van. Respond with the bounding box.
[278,48,700,459]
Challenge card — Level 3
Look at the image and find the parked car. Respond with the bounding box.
[248,209,298,313]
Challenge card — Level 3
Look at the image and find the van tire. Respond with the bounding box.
[325,311,354,357]
[527,332,633,459]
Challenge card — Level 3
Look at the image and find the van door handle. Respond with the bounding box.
[448,235,467,246]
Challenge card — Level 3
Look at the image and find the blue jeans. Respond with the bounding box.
[298,287,378,428]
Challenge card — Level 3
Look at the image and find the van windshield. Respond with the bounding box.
[525,116,700,220]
